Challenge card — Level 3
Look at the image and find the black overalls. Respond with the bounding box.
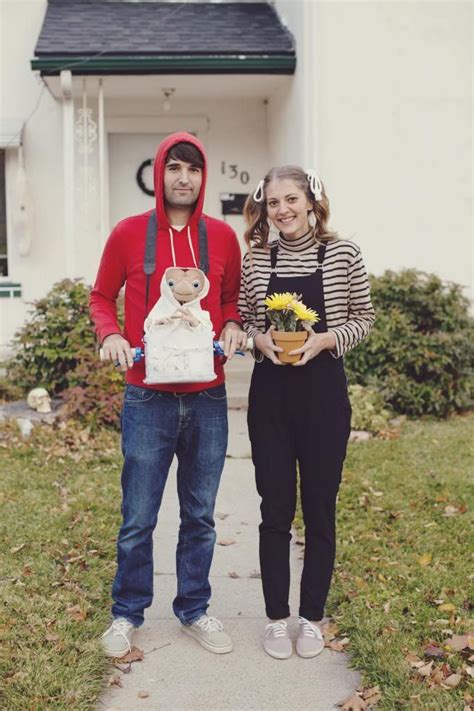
[247,242,352,621]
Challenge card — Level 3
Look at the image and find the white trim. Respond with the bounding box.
[0,119,23,149]
[61,70,75,278]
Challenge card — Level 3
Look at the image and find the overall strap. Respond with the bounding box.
[316,242,327,269]
[270,243,278,273]
[143,211,209,315]
[144,211,158,314]
[198,219,209,275]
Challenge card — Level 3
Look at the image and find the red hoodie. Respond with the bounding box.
[89,132,242,392]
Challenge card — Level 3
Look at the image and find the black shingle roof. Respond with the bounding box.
[34,0,295,56]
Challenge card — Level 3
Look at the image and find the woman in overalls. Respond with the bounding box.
[238,166,375,659]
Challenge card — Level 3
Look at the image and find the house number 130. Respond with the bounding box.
[221,161,250,185]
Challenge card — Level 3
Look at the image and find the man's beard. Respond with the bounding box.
[165,195,199,209]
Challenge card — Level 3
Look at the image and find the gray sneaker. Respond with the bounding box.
[263,620,292,659]
[296,616,325,658]
[101,617,137,658]
[181,615,233,654]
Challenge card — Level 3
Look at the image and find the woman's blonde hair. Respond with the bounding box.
[243,165,337,249]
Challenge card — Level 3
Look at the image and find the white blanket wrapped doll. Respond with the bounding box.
[143,267,216,384]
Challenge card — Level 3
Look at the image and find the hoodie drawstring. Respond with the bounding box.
[168,227,198,269]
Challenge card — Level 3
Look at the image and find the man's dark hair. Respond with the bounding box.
[166,142,204,170]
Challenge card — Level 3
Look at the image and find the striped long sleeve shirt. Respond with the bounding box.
[238,232,375,361]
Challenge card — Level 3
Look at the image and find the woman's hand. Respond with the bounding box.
[289,329,336,366]
[254,326,285,365]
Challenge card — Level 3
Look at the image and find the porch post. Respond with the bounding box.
[60,69,75,278]
[98,78,107,246]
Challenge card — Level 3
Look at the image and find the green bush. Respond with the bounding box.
[345,270,474,417]
[348,384,392,434]
[61,349,124,430]
[6,279,95,394]
[4,279,124,429]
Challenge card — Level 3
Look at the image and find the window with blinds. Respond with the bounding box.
[0,150,7,276]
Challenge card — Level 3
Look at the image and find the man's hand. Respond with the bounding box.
[101,333,134,371]
[289,330,336,366]
[220,322,247,360]
[254,326,284,365]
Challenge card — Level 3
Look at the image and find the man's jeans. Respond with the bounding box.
[111,383,228,626]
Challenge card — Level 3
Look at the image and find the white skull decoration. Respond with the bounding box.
[26,387,52,414]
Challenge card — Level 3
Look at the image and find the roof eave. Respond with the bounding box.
[31,54,296,76]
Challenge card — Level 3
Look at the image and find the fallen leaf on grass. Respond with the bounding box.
[405,652,422,667]
[445,633,474,652]
[418,553,432,566]
[424,642,445,659]
[228,571,240,578]
[417,661,434,677]
[462,664,474,679]
[438,603,456,614]
[327,637,350,652]
[66,605,87,621]
[138,690,150,698]
[217,538,236,546]
[10,544,26,554]
[443,504,467,517]
[107,675,123,688]
[362,687,382,706]
[322,620,339,642]
[441,673,462,689]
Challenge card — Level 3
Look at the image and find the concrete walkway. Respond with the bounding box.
[99,358,359,711]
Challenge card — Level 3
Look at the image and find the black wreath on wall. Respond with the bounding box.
[136,159,155,197]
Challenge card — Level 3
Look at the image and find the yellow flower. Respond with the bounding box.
[264,292,297,311]
[292,301,320,324]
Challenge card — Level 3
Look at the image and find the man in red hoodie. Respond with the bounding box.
[90,133,246,657]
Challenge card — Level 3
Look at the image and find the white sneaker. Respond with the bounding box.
[181,614,233,654]
[263,620,292,659]
[296,616,325,658]
[101,617,137,658]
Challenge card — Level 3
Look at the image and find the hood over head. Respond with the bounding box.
[153,132,207,229]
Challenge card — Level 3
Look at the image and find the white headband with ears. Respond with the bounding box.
[305,169,323,201]
[253,179,265,203]
[253,170,323,203]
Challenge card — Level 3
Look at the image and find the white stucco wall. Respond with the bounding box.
[0,0,270,351]
[268,1,311,167]
[0,0,63,353]
[0,0,471,354]
[279,0,472,296]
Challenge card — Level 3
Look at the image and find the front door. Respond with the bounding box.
[108,133,167,227]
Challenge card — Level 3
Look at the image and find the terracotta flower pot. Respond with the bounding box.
[272,330,308,364]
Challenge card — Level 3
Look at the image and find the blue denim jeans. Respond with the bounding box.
[111,382,228,626]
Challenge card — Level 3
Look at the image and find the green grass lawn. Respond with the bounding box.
[1,415,472,710]
[0,423,122,710]
[296,413,473,711]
